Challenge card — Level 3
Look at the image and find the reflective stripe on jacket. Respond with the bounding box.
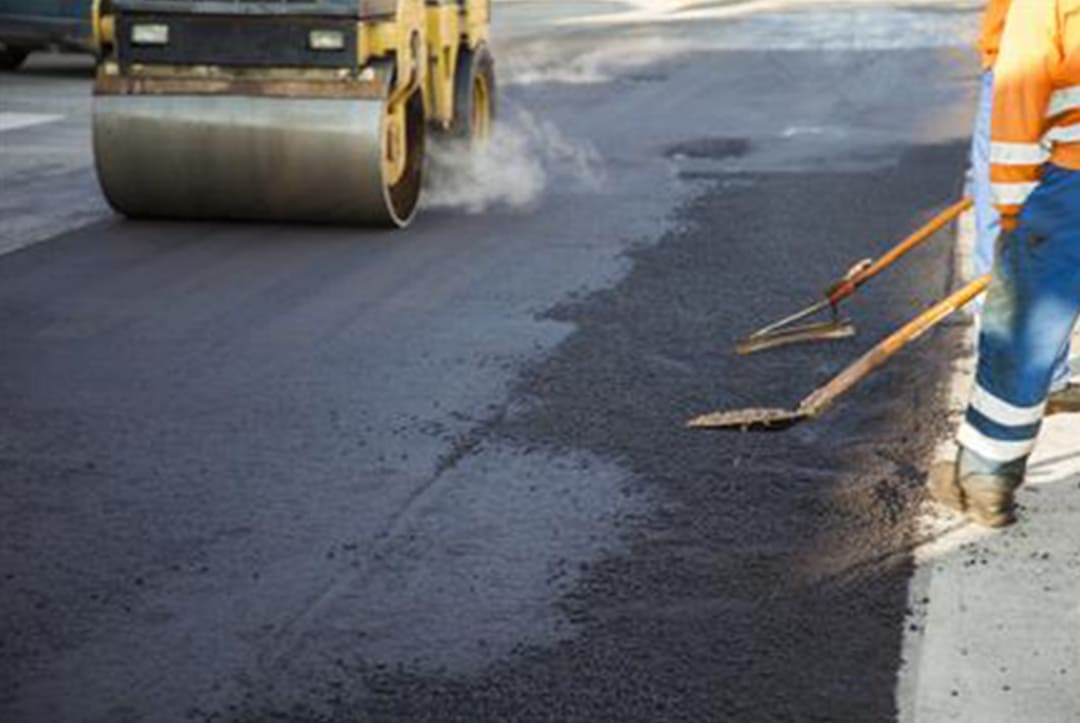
[978,0,1012,69]
[991,0,1080,224]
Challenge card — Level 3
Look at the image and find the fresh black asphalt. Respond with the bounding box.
[1,18,975,723]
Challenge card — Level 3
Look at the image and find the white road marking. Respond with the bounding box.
[554,0,979,46]
[0,113,64,133]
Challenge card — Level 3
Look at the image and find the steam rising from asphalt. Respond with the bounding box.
[424,106,605,214]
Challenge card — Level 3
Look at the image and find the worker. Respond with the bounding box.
[973,0,1078,413]
[933,0,1080,527]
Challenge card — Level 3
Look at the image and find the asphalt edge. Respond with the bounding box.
[893,199,979,723]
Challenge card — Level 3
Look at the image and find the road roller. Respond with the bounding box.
[90,0,495,227]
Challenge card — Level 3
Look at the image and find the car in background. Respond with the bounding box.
[0,0,94,70]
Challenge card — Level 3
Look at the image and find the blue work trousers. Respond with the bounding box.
[958,165,1080,475]
[971,70,1072,390]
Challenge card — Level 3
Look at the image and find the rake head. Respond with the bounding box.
[736,319,856,356]
[686,406,811,431]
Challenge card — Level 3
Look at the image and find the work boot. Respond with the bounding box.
[959,474,1019,528]
[932,449,1027,528]
[1047,382,1080,415]
[928,459,965,513]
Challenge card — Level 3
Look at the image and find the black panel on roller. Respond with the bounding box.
[116,14,357,68]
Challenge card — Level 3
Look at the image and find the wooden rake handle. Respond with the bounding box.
[825,197,974,306]
[800,274,991,417]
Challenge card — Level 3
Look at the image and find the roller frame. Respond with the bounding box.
[89,0,491,227]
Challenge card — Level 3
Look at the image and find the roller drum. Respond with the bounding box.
[93,95,417,227]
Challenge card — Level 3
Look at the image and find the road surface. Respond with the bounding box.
[1,2,982,721]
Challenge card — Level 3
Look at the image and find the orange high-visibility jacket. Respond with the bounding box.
[979,0,1012,69]
[991,0,1080,224]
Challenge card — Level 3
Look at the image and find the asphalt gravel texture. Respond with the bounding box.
[229,143,966,723]
[1,16,978,723]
